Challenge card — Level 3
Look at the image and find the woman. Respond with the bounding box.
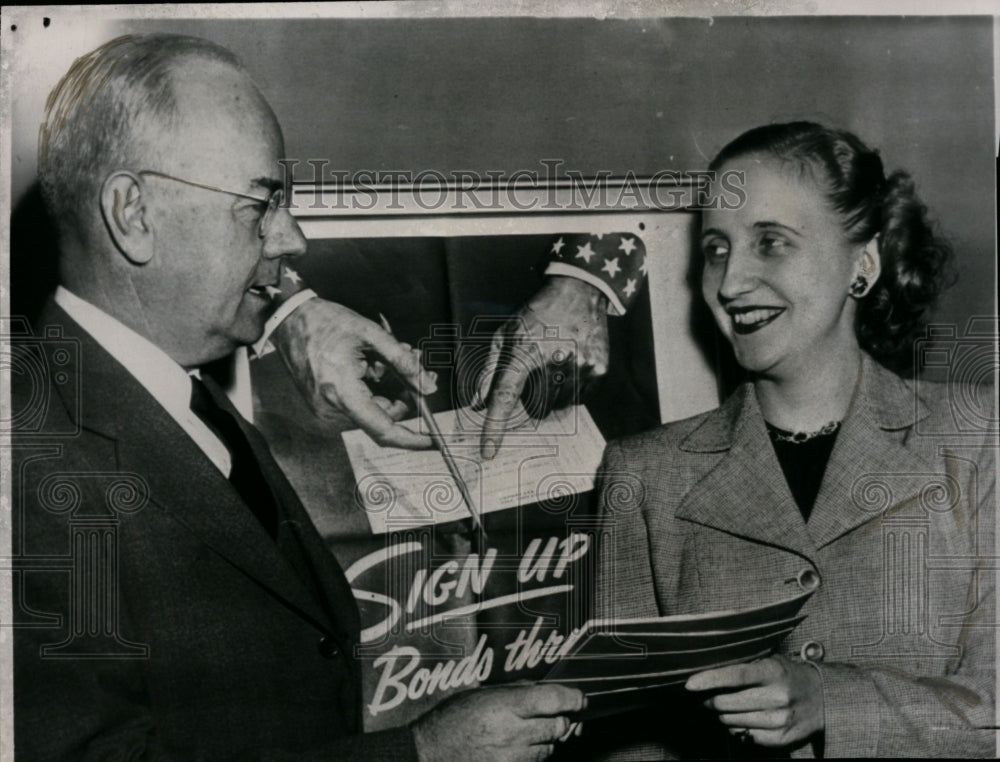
[592,122,994,758]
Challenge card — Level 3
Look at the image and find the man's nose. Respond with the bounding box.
[262,206,307,260]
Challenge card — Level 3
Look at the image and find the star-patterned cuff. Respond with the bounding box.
[544,233,647,316]
[250,265,316,358]
[544,262,625,315]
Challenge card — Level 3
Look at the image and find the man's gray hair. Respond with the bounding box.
[38,33,244,237]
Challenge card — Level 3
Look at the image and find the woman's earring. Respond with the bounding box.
[849,275,869,297]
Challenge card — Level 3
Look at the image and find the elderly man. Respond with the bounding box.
[12,33,582,761]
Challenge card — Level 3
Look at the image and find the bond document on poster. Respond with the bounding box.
[343,405,606,533]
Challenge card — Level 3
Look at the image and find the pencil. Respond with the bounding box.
[378,314,487,538]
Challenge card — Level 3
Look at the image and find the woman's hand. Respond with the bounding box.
[685,655,824,748]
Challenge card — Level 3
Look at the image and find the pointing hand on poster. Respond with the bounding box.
[411,683,585,762]
[477,276,610,460]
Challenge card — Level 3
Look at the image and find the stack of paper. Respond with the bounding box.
[541,591,813,718]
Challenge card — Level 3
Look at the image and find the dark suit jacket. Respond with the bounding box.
[12,302,418,761]
[592,354,995,759]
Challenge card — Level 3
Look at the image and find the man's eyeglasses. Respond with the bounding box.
[138,170,286,238]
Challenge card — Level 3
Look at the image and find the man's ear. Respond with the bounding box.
[100,172,154,265]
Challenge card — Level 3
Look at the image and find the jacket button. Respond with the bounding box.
[318,636,339,659]
[797,568,820,592]
[800,640,825,662]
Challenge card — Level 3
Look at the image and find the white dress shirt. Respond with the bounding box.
[54,286,256,478]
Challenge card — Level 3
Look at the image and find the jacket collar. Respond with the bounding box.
[43,300,129,442]
[807,355,937,548]
[674,382,814,556]
[679,354,929,454]
[674,354,936,554]
[42,300,356,644]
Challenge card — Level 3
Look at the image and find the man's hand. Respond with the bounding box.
[271,298,437,449]
[685,655,824,748]
[478,276,609,459]
[411,683,585,762]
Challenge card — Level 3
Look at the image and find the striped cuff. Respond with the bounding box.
[251,288,317,358]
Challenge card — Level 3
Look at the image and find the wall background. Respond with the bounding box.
[7,14,996,331]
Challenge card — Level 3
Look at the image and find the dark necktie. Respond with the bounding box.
[188,373,347,632]
[189,374,279,539]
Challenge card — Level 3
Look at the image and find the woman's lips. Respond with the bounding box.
[729,307,785,334]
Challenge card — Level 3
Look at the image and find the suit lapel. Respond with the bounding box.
[807,355,935,548]
[675,384,814,557]
[44,302,339,634]
[282,495,361,648]
[215,384,361,645]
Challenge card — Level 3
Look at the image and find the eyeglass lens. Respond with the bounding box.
[259,189,285,238]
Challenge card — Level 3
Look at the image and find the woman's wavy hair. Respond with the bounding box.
[708,122,955,375]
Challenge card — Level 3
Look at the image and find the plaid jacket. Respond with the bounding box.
[593,354,995,758]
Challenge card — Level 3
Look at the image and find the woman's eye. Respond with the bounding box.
[759,233,790,253]
[702,240,729,262]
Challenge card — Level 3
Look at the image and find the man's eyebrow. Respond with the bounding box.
[753,220,803,237]
[700,227,728,240]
